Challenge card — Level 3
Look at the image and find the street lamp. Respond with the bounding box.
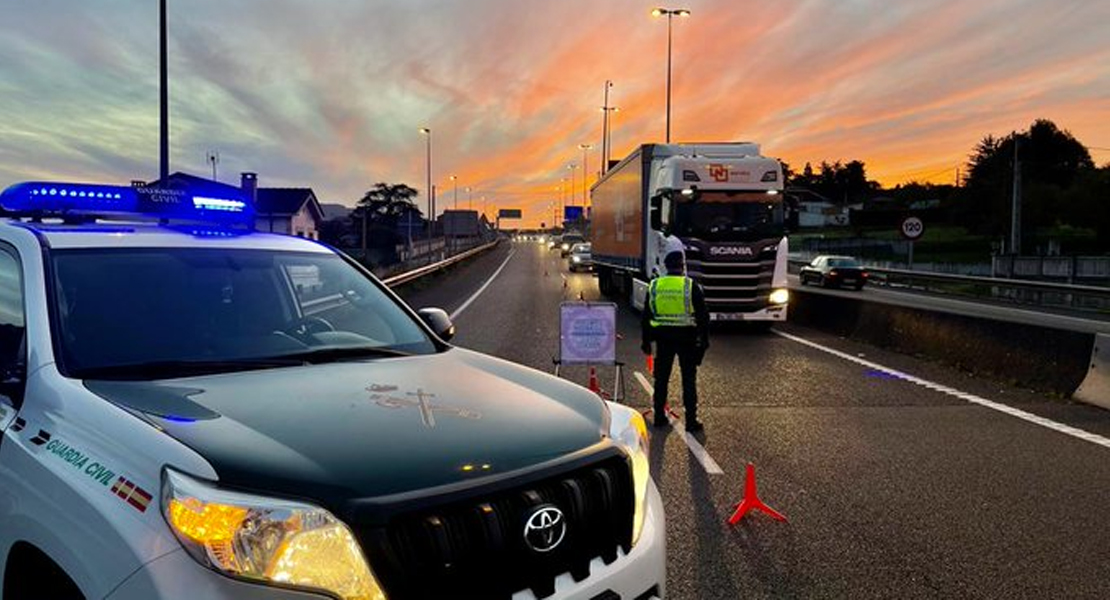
[420,128,432,233]
[600,81,613,175]
[567,164,578,207]
[652,7,691,144]
[600,105,620,171]
[450,175,458,210]
[578,144,592,205]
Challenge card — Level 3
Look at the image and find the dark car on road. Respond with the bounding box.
[799,255,869,290]
[559,233,585,257]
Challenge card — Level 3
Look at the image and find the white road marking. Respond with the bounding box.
[773,330,1110,450]
[634,370,725,475]
[449,249,517,320]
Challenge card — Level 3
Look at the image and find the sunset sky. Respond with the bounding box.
[1,0,1108,227]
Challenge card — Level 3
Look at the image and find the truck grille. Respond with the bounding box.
[356,454,635,600]
[686,244,777,309]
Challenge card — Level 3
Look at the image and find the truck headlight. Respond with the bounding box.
[573,256,581,263]
[769,288,790,304]
[162,469,386,600]
[607,402,650,547]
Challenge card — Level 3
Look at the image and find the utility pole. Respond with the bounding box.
[1010,137,1022,255]
[159,0,169,183]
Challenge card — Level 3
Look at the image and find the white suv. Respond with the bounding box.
[0,181,665,600]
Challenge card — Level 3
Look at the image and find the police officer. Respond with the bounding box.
[641,251,710,432]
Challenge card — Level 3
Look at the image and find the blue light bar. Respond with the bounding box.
[1,182,139,213]
[1,180,254,226]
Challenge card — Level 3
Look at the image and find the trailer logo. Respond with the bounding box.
[708,164,730,182]
[709,246,754,257]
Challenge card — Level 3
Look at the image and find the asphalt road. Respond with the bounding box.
[398,241,1110,599]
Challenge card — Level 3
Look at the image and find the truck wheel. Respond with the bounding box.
[597,268,613,297]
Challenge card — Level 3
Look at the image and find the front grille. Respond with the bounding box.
[357,454,635,600]
[684,242,778,309]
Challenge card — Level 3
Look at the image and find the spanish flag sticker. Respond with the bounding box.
[111,477,153,513]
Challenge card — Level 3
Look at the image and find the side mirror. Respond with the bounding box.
[648,196,663,231]
[417,308,455,342]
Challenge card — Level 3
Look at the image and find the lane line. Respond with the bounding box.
[634,371,725,475]
[773,330,1110,450]
[449,248,517,320]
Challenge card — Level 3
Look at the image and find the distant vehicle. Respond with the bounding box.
[568,242,593,272]
[547,234,560,250]
[590,143,790,323]
[560,233,585,257]
[799,255,869,290]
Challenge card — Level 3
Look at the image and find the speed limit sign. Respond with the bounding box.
[900,216,925,240]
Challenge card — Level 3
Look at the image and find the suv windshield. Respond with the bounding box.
[673,191,784,241]
[51,248,436,379]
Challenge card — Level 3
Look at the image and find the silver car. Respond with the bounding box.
[568,242,593,272]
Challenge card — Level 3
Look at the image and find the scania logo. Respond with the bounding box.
[523,505,566,553]
[709,246,754,256]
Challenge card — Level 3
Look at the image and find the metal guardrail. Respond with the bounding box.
[301,240,500,316]
[789,259,1110,314]
[382,239,500,287]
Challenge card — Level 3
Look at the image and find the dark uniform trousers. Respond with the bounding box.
[652,336,700,423]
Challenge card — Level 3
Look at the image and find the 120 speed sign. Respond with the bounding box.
[900,216,925,241]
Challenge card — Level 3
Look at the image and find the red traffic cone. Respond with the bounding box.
[728,463,788,524]
[587,367,601,394]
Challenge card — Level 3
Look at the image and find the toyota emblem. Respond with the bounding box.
[523,505,566,553]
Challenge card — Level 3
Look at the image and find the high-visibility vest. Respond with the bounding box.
[649,276,696,328]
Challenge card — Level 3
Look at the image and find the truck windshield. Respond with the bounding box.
[50,248,437,380]
[672,191,784,241]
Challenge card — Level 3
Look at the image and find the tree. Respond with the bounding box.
[353,183,421,225]
[350,183,423,264]
[957,119,1098,246]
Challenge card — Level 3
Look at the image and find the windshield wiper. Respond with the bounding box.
[268,346,412,365]
[77,357,304,380]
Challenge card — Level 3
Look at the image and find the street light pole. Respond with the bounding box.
[578,144,592,205]
[420,128,432,236]
[652,8,690,144]
[601,81,612,174]
[450,175,458,210]
[568,164,578,208]
[160,0,169,183]
[467,187,473,210]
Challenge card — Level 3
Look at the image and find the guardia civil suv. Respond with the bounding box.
[0,180,665,600]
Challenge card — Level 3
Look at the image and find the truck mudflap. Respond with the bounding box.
[709,305,787,322]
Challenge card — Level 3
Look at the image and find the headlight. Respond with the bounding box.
[769,288,790,304]
[606,403,650,546]
[572,256,581,263]
[162,469,386,600]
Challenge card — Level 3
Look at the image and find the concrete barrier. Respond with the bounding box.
[788,289,1095,397]
[1074,334,1110,409]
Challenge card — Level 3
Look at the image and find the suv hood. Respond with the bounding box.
[85,349,608,509]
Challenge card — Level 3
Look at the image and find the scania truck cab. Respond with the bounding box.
[591,143,790,322]
[0,180,665,600]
